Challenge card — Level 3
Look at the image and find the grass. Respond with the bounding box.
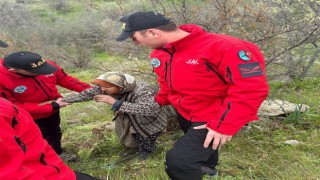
[58,69,320,180]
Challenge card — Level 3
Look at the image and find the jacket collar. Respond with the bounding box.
[163,24,205,51]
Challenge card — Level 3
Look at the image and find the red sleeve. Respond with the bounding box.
[207,45,269,135]
[49,61,92,92]
[0,113,43,180]
[12,102,55,120]
[0,88,54,120]
[0,116,24,179]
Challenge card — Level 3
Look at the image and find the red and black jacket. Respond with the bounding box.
[150,24,269,135]
[0,98,76,179]
[0,59,91,119]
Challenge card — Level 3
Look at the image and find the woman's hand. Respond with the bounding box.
[93,94,116,105]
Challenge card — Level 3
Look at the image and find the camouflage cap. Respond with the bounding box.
[92,72,127,88]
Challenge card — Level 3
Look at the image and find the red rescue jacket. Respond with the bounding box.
[0,98,76,179]
[150,24,269,135]
[0,59,91,119]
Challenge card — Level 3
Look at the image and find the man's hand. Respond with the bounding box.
[54,98,71,108]
[93,94,116,105]
[194,124,233,150]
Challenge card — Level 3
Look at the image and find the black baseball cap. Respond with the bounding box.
[4,51,58,75]
[116,11,172,41]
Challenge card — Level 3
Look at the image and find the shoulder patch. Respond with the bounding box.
[150,58,161,68]
[238,62,263,78]
[238,50,252,61]
[14,86,27,93]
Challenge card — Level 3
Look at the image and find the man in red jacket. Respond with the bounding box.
[116,11,269,179]
[0,97,98,180]
[0,51,92,156]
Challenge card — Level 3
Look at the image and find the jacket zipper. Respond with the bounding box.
[14,136,26,153]
[11,117,18,128]
[162,47,176,91]
[217,102,231,128]
[164,62,168,82]
[169,49,175,91]
[13,105,19,113]
[205,62,227,84]
[11,104,19,128]
[32,78,51,101]
[40,79,53,93]
[226,66,234,84]
[40,153,60,173]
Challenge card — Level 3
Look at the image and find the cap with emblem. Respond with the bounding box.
[116,11,173,41]
[4,51,58,75]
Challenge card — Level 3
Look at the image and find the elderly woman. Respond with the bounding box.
[63,72,174,159]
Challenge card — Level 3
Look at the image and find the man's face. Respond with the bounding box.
[8,68,38,76]
[130,30,164,49]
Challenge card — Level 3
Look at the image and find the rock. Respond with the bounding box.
[258,99,309,117]
[284,140,302,145]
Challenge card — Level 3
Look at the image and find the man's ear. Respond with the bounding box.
[8,68,17,72]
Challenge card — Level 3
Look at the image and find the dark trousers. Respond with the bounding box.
[75,171,100,180]
[165,114,219,180]
[35,111,63,154]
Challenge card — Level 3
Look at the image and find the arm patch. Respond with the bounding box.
[238,62,263,78]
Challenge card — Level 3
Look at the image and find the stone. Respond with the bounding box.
[258,99,309,117]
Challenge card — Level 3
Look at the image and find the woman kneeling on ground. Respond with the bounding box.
[63,71,175,159]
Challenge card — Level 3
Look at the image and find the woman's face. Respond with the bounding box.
[99,84,121,95]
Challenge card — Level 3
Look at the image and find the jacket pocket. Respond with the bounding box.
[40,153,60,173]
[217,102,231,128]
[205,62,227,84]
[226,66,234,84]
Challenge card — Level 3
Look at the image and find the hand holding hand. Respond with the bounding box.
[54,98,71,108]
[93,94,116,105]
[194,124,233,150]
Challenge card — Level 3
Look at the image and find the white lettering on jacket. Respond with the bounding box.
[186,59,199,65]
[45,73,54,77]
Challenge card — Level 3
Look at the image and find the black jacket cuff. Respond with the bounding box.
[51,101,60,110]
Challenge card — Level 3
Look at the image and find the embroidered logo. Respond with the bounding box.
[238,62,263,78]
[238,50,253,61]
[14,86,27,93]
[122,22,126,30]
[151,58,161,68]
[186,59,199,65]
[30,59,45,68]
